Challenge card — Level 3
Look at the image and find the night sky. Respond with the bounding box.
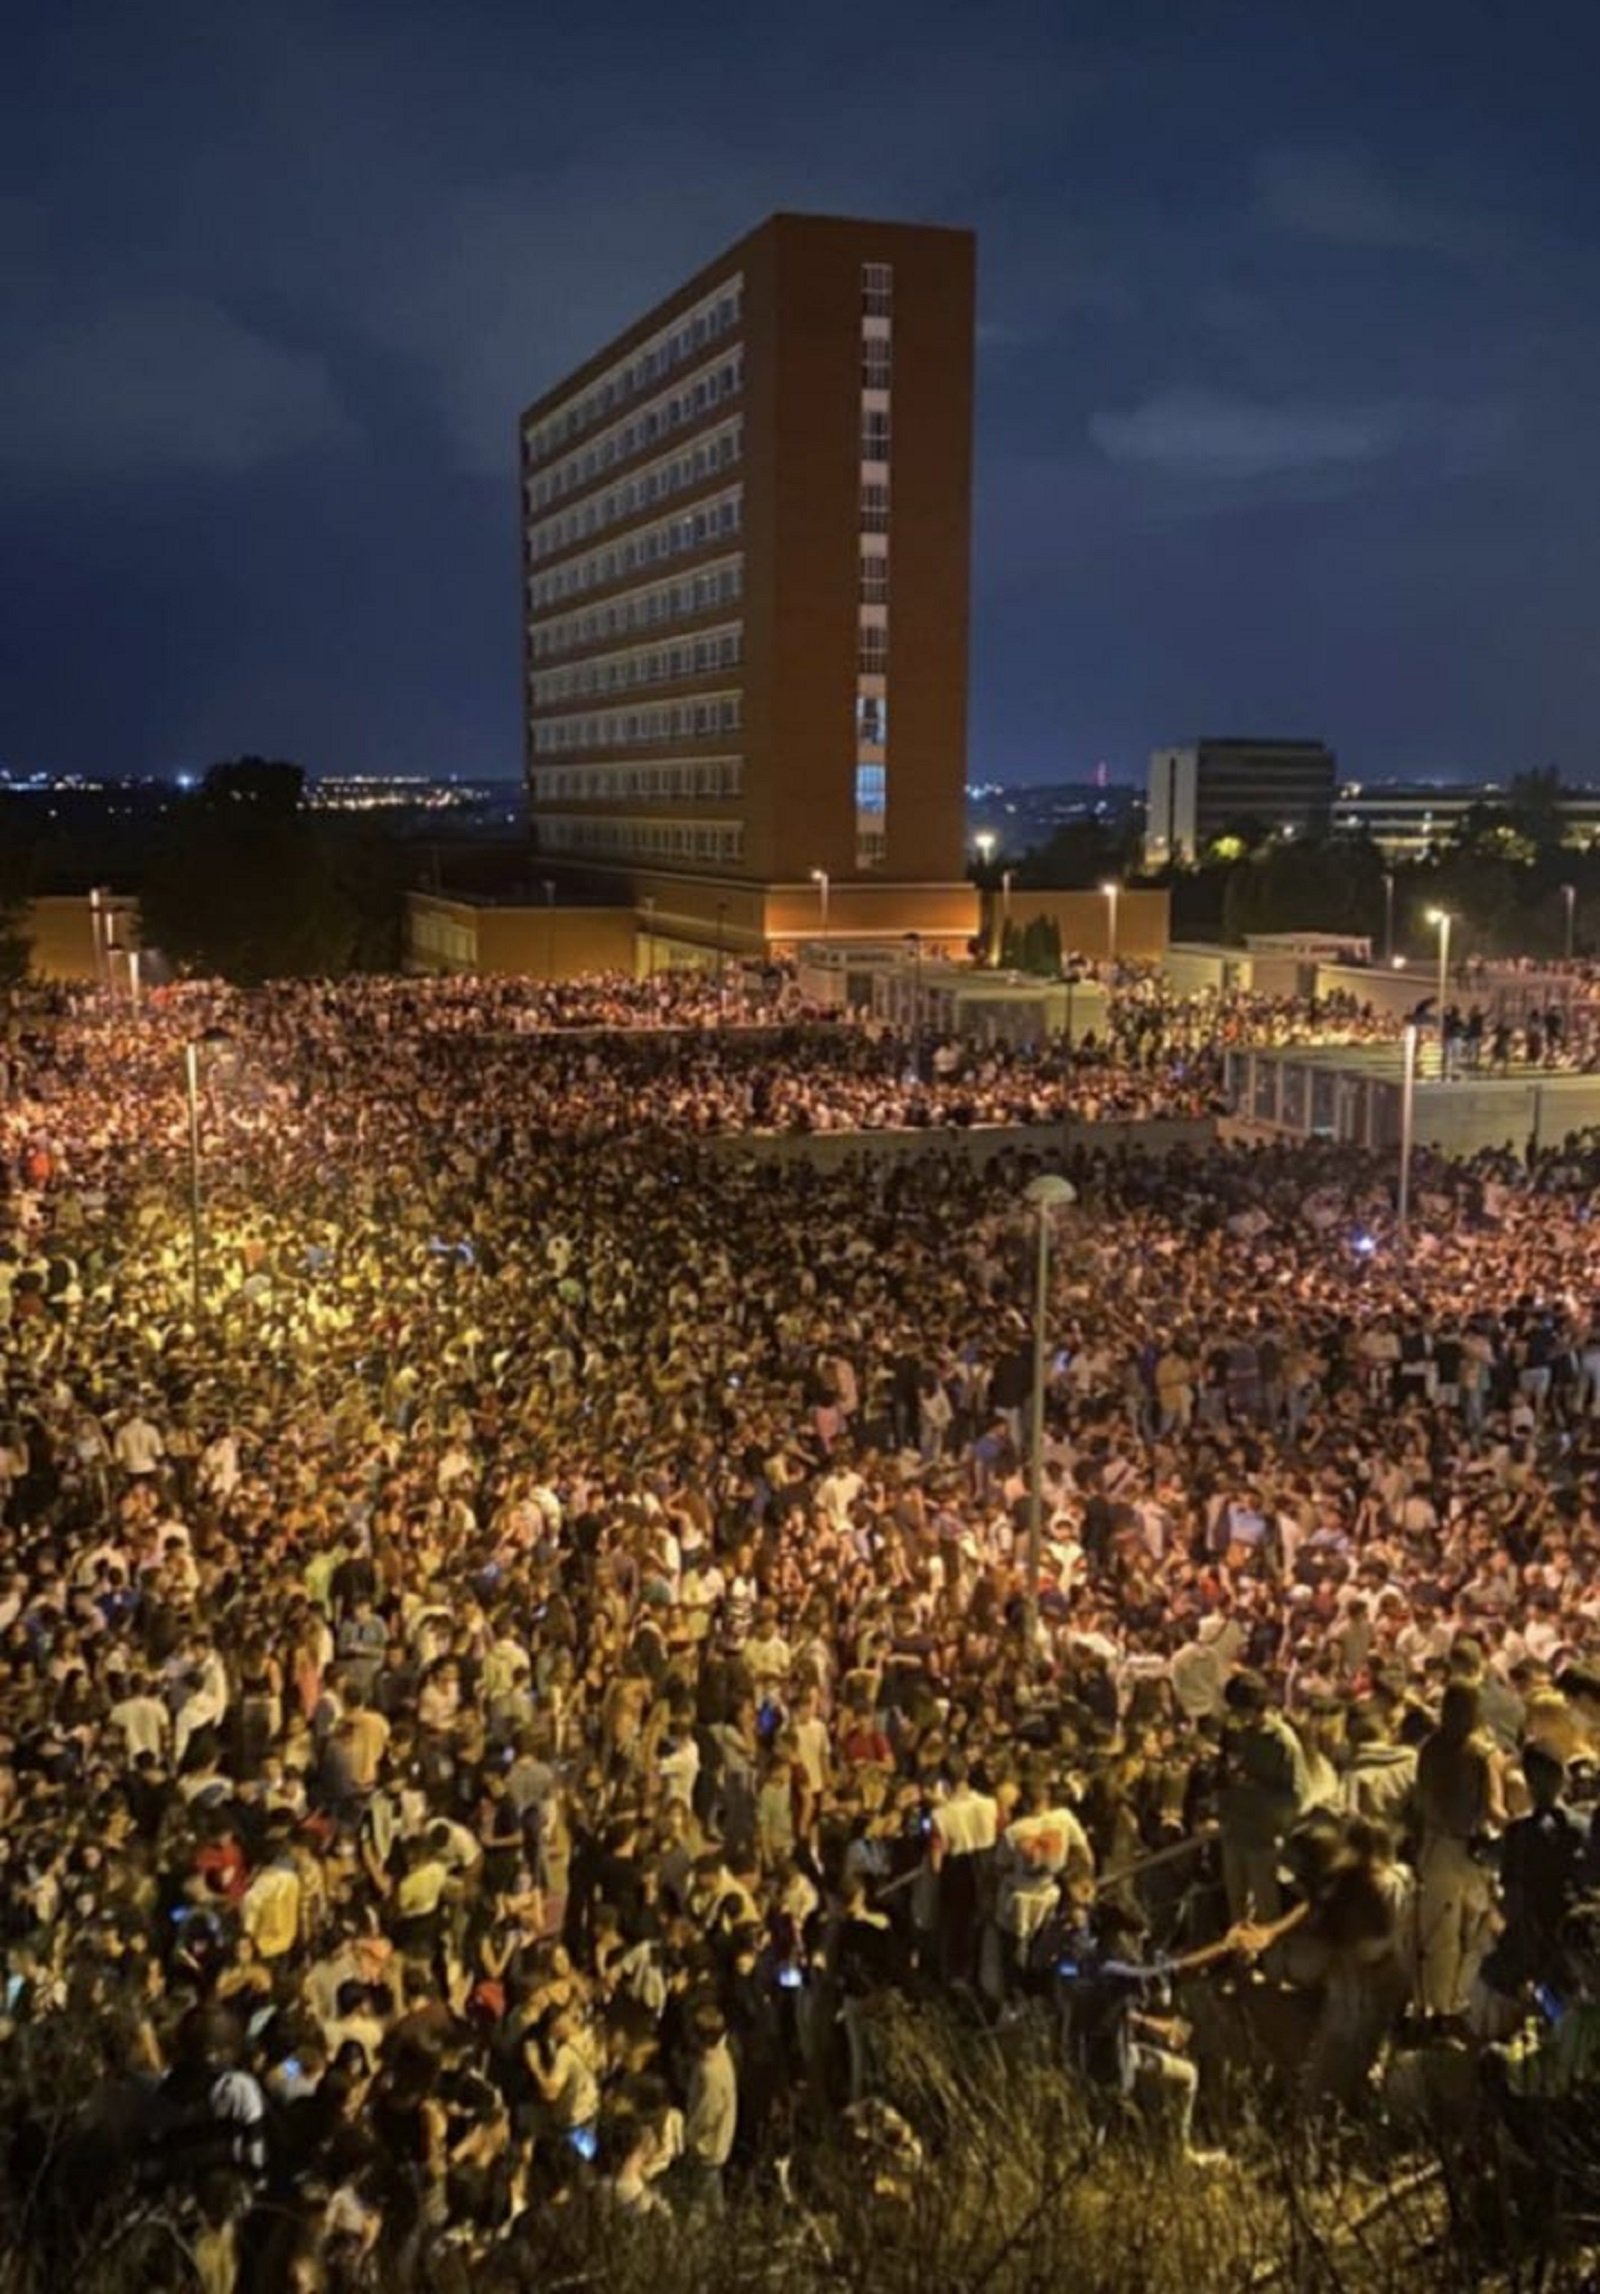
[3,1,1597,788]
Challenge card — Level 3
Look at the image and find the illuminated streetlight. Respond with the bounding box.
[1563,882,1576,961]
[974,830,997,868]
[1382,870,1395,965]
[1100,879,1121,963]
[809,867,830,943]
[1426,908,1452,1065]
[1024,1174,1077,1632]
[1397,1022,1419,1243]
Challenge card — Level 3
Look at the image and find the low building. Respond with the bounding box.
[1146,738,1336,864]
[405,891,637,978]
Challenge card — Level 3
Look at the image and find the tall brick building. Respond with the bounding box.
[518,212,979,955]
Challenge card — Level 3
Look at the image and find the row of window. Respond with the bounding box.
[527,349,743,513]
[537,813,744,864]
[530,690,743,755]
[527,490,743,611]
[528,419,742,562]
[528,556,743,661]
[526,278,743,465]
[528,623,742,709]
[530,756,743,804]
[858,280,889,872]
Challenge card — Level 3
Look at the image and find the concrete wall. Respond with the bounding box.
[22,894,140,983]
[987,885,1170,963]
[406,894,637,979]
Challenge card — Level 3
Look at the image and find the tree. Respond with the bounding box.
[1001,914,1063,975]
[141,758,363,985]
[1221,831,1385,944]
[0,899,30,986]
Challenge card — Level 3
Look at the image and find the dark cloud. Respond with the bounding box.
[0,295,352,484]
[1254,146,1509,262]
[0,0,1595,784]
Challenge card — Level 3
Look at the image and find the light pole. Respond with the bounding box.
[1382,870,1395,965]
[1563,882,1576,961]
[641,897,656,980]
[1024,1173,1077,1632]
[809,867,830,945]
[183,1029,231,1320]
[903,932,923,1081]
[716,901,728,1023]
[1397,1022,1418,1244]
[975,830,996,871]
[88,887,108,994]
[1427,908,1452,1068]
[1001,869,1014,955]
[1100,879,1121,964]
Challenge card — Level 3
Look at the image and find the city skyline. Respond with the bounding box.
[3,1,1598,789]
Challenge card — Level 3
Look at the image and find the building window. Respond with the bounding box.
[860,481,890,534]
[861,410,891,464]
[855,694,887,746]
[862,339,892,390]
[860,553,888,605]
[858,626,888,674]
[862,262,893,319]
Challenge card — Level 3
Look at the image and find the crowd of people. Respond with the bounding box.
[3,970,1600,2288]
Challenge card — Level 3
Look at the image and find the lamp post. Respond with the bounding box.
[1397,1022,1418,1245]
[1100,879,1121,964]
[1382,870,1395,965]
[809,867,830,945]
[1001,869,1014,952]
[903,932,923,1081]
[88,887,108,994]
[641,897,656,981]
[974,830,996,871]
[1563,882,1576,961]
[716,901,728,1023]
[1427,908,1452,1069]
[1024,1173,1077,1632]
[183,1029,232,1320]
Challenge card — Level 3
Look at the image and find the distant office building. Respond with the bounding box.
[1334,781,1600,859]
[518,212,979,957]
[1145,738,1337,864]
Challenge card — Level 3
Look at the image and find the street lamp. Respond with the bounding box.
[1397,1022,1419,1244]
[903,932,924,1081]
[1426,908,1452,1066]
[1563,882,1576,961]
[183,1028,232,1319]
[1100,880,1121,964]
[1382,870,1395,965]
[1024,1173,1077,1631]
[809,867,830,944]
[716,901,729,1023]
[974,830,997,871]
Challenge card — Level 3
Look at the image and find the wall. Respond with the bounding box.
[405,895,636,979]
[23,894,140,983]
[988,885,1170,963]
